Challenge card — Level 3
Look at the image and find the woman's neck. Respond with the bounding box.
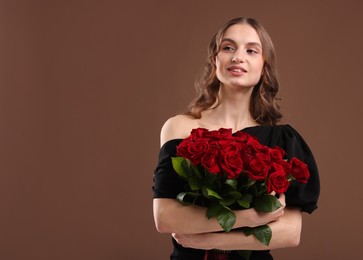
[200,85,258,132]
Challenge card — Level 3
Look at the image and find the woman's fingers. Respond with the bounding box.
[278,193,286,208]
[250,194,286,227]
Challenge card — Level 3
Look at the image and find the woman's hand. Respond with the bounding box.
[243,193,286,227]
[172,233,216,250]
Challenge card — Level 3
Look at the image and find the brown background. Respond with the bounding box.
[1,0,362,259]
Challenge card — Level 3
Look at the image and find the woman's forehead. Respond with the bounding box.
[222,24,261,45]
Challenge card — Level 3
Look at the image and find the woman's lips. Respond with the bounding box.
[227,66,247,75]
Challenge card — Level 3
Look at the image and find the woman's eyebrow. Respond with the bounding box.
[246,42,262,48]
[221,38,262,48]
[221,38,236,44]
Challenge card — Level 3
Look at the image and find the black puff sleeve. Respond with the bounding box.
[272,125,320,213]
[153,139,186,199]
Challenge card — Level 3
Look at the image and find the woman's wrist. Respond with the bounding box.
[234,208,255,228]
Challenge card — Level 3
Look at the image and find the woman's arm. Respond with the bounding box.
[172,207,302,250]
[153,194,286,234]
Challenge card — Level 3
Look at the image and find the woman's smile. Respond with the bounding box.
[227,65,247,76]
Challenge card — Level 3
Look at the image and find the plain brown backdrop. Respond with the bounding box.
[1,0,362,259]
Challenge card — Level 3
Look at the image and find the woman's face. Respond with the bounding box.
[215,23,264,89]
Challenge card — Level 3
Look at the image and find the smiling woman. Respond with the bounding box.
[152,17,320,260]
[186,17,281,126]
[216,25,264,90]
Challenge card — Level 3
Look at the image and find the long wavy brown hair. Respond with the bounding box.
[185,17,282,125]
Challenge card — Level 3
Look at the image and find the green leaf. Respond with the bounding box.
[242,226,254,236]
[225,179,237,190]
[253,225,272,246]
[191,164,203,178]
[219,198,235,206]
[246,178,256,187]
[171,157,188,179]
[237,194,253,208]
[181,159,191,176]
[188,176,202,191]
[254,194,282,212]
[206,204,223,219]
[202,186,223,200]
[237,200,250,208]
[205,171,220,187]
[228,191,242,200]
[216,208,236,232]
[256,184,268,197]
[241,194,253,202]
[242,225,272,246]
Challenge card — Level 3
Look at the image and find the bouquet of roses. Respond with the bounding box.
[171,128,310,253]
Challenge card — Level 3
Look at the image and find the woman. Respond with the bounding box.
[153,17,320,260]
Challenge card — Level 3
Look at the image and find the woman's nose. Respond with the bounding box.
[232,51,246,63]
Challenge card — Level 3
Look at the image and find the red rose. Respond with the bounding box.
[241,148,253,168]
[246,153,270,181]
[177,138,209,165]
[216,140,242,152]
[233,131,250,143]
[269,146,286,162]
[290,157,310,183]
[267,163,290,193]
[190,128,209,140]
[279,159,292,175]
[204,128,233,140]
[236,134,263,166]
[176,137,193,158]
[220,150,243,179]
[201,149,220,174]
[246,135,263,152]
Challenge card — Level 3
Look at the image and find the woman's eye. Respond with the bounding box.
[222,46,235,51]
[247,49,259,54]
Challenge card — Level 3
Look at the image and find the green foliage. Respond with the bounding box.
[225,179,237,189]
[202,186,223,200]
[173,156,283,247]
[242,225,272,246]
[206,204,223,219]
[254,194,282,212]
[171,157,188,179]
[188,175,202,191]
[237,194,253,208]
[216,207,236,232]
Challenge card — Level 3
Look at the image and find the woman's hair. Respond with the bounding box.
[185,17,282,125]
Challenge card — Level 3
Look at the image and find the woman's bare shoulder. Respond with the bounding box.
[160,115,199,147]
